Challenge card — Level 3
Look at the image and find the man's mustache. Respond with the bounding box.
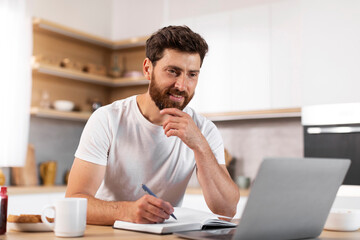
[168,89,188,98]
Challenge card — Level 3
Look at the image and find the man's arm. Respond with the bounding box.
[66,158,174,225]
[161,108,240,217]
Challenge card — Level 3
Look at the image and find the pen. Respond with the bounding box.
[141,184,177,220]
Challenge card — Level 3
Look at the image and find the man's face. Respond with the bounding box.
[148,49,201,110]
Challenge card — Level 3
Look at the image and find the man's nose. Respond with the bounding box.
[175,75,187,91]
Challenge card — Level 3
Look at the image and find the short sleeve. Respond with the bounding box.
[75,108,112,166]
[201,120,225,165]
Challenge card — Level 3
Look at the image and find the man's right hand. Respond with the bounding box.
[126,195,175,224]
[66,158,175,225]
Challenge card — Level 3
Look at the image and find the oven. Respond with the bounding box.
[302,103,360,185]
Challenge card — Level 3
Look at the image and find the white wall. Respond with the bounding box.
[111,0,164,40]
[30,0,113,39]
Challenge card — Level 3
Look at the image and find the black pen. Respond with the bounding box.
[141,184,177,220]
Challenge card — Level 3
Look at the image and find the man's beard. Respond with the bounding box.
[149,73,194,111]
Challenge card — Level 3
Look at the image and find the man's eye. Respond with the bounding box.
[168,69,178,75]
[189,73,198,78]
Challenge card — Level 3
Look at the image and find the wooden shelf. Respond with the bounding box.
[31,106,301,122]
[32,62,149,87]
[203,108,301,122]
[33,17,148,49]
[30,107,91,121]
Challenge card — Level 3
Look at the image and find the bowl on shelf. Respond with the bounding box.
[123,71,143,78]
[53,100,75,112]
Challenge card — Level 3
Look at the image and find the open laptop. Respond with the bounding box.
[176,157,350,240]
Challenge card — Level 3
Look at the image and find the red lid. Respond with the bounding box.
[0,186,7,195]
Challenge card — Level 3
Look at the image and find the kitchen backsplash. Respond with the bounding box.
[26,116,303,187]
[28,117,85,185]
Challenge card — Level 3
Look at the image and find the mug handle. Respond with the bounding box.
[41,204,55,230]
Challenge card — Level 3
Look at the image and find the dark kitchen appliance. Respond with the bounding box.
[302,103,360,185]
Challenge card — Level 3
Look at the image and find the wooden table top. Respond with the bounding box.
[4,224,360,239]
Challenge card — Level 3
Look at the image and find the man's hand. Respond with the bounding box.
[160,108,205,150]
[126,195,174,224]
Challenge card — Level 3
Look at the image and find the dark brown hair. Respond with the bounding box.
[146,25,208,67]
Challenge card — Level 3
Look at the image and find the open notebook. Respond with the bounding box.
[113,207,236,234]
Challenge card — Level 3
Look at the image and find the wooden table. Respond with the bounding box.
[3,224,360,239]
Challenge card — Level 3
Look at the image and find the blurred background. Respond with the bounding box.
[1,0,359,188]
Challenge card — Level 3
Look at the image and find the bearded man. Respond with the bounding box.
[66,26,240,225]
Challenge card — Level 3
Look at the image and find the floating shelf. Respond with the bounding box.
[32,62,149,87]
[30,107,91,121]
[203,108,301,121]
[31,106,301,122]
[33,18,148,49]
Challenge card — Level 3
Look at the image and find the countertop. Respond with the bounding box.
[4,224,360,239]
[8,184,360,198]
[7,186,67,195]
[6,186,251,196]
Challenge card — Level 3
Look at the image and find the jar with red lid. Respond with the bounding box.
[0,186,8,235]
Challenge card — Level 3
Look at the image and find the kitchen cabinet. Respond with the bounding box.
[168,5,276,113]
[300,0,360,106]
[167,0,360,113]
[31,18,149,121]
[270,0,302,108]
[229,5,271,111]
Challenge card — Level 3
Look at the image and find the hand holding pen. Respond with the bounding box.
[142,184,177,220]
[128,184,176,224]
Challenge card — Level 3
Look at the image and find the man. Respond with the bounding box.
[66,26,240,225]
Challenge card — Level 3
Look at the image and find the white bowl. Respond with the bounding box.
[324,208,360,231]
[123,71,143,78]
[53,100,75,112]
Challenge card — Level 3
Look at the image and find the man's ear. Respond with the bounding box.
[143,58,153,80]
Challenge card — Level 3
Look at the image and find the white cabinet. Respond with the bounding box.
[175,6,272,113]
[190,13,232,113]
[301,0,360,106]
[230,5,271,112]
[270,0,303,108]
[164,0,360,113]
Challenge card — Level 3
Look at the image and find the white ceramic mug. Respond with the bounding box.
[41,198,87,237]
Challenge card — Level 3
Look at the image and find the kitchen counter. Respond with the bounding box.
[4,224,360,239]
[6,186,250,196]
[7,186,67,195]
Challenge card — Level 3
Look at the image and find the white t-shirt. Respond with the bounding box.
[75,96,225,206]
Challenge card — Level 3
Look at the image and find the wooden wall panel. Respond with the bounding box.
[114,46,146,73]
[33,28,111,68]
[109,85,148,103]
[32,72,110,112]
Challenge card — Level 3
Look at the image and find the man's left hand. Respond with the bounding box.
[160,108,205,150]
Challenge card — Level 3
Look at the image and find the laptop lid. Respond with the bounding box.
[175,157,350,240]
[234,157,350,240]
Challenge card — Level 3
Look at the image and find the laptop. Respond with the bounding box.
[175,157,350,240]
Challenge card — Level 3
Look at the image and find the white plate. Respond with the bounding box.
[7,222,52,232]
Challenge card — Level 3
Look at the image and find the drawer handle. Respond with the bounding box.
[307,126,360,134]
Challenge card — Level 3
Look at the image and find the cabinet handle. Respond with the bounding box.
[307,126,360,134]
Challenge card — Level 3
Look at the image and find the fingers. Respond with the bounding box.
[163,122,184,137]
[133,195,174,224]
[162,113,189,137]
[146,195,174,216]
[160,108,184,117]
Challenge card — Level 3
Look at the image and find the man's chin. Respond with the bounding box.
[160,98,184,110]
